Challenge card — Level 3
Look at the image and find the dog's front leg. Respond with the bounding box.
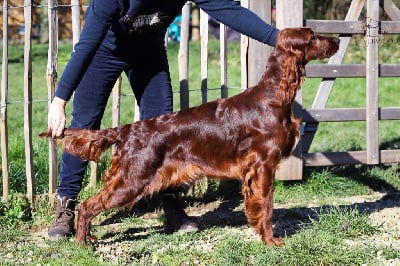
[76,202,94,245]
[242,166,282,246]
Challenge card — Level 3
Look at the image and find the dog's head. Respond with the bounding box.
[276,27,340,63]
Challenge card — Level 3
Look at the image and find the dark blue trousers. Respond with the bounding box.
[57,42,172,199]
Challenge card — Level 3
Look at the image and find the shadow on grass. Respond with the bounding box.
[93,225,164,247]
[380,137,400,150]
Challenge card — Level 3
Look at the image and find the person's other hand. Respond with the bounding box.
[48,96,67,138]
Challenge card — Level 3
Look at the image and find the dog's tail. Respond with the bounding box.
[38,127,120,162]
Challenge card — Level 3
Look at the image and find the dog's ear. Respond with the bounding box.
[277,27,314,55]
[276,53,304,104]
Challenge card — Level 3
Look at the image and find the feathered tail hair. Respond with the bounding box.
[38,127,121,162]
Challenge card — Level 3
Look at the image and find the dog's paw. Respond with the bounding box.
[88,234,98,243]
[263,236,283,247]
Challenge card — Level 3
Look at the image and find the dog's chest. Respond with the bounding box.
[251,117,300,159]
[278,120,300,157]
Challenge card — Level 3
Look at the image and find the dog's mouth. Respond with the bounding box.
[324,47,339,58]
[328,38,340,55]
[321,40,340,59]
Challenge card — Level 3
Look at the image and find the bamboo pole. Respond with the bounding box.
[47,0,59,198]
[1,0,9,202]
[24,0,35,203]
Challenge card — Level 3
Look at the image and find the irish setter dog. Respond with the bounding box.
[40,28,339,246]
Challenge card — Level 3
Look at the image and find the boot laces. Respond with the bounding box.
[54,207,74,225]
[53,197,75,225]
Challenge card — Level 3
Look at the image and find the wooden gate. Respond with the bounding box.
[277,0,400,180]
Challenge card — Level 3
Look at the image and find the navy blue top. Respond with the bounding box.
[55,0,279,101]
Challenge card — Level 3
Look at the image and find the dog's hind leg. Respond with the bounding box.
[75,170,145,244]
[242,165,283,246]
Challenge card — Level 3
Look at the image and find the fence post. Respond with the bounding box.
[366,0,380,164]
[71,0,80,44]
[47,0,59,199]
[275,0,304,180]
[240,0,249,91]
[247,0,273,87]
[112,78,122,128]
[178,2,191,110]
[200,9,208,104]
[1,0,9,202]
[220,24,227,98]
[191,4,200,41]
[24,0,35,203]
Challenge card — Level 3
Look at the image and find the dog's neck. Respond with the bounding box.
[258,49,306,106]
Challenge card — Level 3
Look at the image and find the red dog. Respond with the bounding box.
[40,28,339,246]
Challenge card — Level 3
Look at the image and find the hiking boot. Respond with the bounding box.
[48,196,76,238]
[162,192,198,233]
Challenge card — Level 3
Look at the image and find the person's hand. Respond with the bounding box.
[48,96,67,138]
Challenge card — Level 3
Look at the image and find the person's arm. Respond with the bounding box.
[55,0,122,101]
[49,0,123,137]
[193,0,279,46]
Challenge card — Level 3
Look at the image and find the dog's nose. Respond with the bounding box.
[336,38,340,45]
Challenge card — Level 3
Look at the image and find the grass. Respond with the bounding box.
[2,205,397,265]
[0,38,400,264]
